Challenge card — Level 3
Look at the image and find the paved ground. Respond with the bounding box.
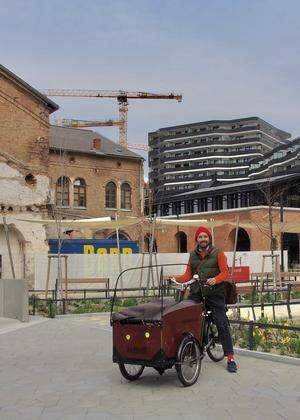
[0,314,299,420]
[0,316,48,335]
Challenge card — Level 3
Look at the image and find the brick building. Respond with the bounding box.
[0,64,145,285]
[154,207,299,255]
[48,125,144,241]
[0,64,58,285]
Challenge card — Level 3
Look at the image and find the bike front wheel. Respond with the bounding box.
[206,321,225,362]
[118,363,144,381]
[176,337,202,387]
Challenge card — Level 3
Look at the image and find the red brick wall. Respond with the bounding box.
[152,208,300,253]
[0,72,51,173]
[49,151,144,220]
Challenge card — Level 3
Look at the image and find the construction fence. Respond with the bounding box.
[34,251,288,291]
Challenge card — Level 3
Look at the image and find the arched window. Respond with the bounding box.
[74,178,86,208]
[283,233,300,267]
[56,176,70,207]
[121,182,131,209]
[144,234,158,253]
[105,181,117,208]
[107,231,130,240]
[228,228,251,251]
[175,231,187,253]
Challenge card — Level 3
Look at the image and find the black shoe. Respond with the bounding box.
[227,360,237,373]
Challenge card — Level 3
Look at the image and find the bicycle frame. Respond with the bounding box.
[176,277,215,354]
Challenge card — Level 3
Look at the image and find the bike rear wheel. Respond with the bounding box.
[206,321,225,362]
[176,337,201,387]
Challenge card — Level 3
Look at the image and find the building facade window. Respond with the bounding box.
[121,182,132,209]
[107,231,130,240]
[56,176,70,207]
[105,181,117,208]
[74,178,86,208]
[176,231,187,253]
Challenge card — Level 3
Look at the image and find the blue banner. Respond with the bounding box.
[48,239,139,255]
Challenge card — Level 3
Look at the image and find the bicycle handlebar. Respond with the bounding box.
[169,273,211,289]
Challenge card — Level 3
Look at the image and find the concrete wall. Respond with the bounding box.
[0,160,51,207]
[0,278,29,322]
[0,216,49,288]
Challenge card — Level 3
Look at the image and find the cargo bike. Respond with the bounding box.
[110,265,225,386]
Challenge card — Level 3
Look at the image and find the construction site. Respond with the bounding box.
[0,61,299,357]
[2,2,300,418]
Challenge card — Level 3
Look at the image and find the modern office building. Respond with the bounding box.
[149,117,291,210]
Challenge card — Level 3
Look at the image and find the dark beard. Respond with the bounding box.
[198,242,209,250]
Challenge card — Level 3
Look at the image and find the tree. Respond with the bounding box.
[253,175,289,289]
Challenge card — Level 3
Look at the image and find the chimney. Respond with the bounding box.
[93,138,101,150]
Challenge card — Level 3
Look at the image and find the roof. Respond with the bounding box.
[150,116,291,139]
[153,116,260,132]
[49,125,143,160]
[0,64,59,113]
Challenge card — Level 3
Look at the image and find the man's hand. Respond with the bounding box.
[169,276,180,285]
[207,277,216,286]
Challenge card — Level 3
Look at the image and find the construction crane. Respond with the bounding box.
[52,117,149,151]
[42,89,182,148]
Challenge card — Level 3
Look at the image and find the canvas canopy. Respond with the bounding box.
[13,216,300,233]
[15,216,141,229]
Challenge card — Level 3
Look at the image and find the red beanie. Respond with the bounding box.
[194,226,211,241]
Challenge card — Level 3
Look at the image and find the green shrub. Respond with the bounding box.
[72,300,103,314]
[122,298,138,307]
[230,317,300,357]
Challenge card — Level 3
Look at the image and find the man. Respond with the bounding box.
[171,226,237,373]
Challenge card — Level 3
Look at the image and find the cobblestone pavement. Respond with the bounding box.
[0,314,299,420]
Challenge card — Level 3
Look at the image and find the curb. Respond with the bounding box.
[55,312,111,319]
[0,316,50,336]
[234,347,300,366]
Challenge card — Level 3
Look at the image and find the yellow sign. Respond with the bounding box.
[83,245,133,255]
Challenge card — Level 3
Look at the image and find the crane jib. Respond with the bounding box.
[42,89,182,148]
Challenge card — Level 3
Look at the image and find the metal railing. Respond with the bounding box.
[229,319,300,351]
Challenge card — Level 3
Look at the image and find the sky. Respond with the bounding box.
[2,0,300,177]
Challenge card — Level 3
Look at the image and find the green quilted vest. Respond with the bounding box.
[189,246,225,298]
